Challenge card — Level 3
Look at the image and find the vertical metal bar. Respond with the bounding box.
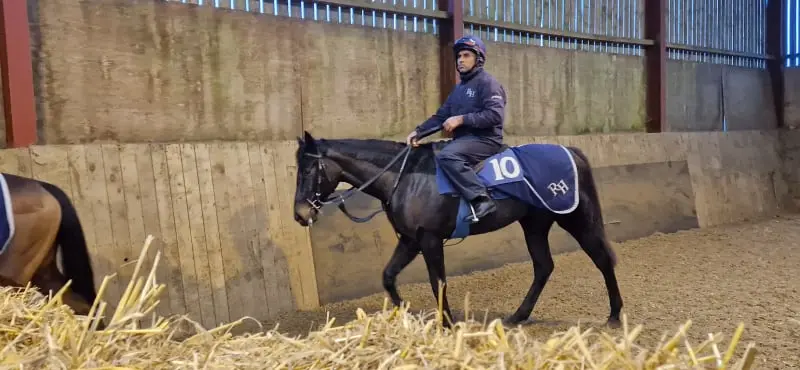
[686,0,697,45]
[645,0,666,132]
[796,0,799,66]
[737,0,741,53]
[766,0,785,126]
[668,0,672,60]
[745,0,749,58]
[438,0,463,110]
[789,0,793,66]
[701,0,706,61]
[0,0,37,147]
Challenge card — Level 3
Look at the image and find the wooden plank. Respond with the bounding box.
[118,145,148,268]
[179,143,217,328]
[271,141,319,310]
[65,146,104,289]
[29,145,71,189]
[0,147,32,176]
[193,143,229,325]
[165,144,202,323]
[149,144,187,317]
[259,144,294,314]
[101,144,136,303]
[246,142,278,318]
[208,142,244,321]
[28,145,72,276]
[229,142,269,320]
[131,144,172,318]
[83,145,121,306]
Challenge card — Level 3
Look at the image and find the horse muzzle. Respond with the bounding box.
[293,202,318,227]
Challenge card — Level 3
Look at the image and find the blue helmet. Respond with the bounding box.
[453,35,487,63]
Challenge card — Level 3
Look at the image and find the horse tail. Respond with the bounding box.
[37,181,98,304]
[567,146,618,267]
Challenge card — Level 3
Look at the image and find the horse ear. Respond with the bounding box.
[303,130,315,143]
[296,136,304,146]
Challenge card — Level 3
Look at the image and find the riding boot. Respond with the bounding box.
[464,194,497,223]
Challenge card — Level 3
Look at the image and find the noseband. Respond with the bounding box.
[301,145,412,223]
[302,152,330,212]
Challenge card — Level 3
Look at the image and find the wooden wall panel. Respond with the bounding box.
[0,131,790,325]
[0,142,317,326]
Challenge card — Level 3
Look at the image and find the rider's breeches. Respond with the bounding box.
[436,136,502,201]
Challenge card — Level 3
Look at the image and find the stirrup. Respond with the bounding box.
[468,203,479,222]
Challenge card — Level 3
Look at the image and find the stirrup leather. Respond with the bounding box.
[468,203,479,222]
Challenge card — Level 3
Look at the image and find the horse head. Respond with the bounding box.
[293,131,343,226]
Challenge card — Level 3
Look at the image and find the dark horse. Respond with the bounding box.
[0,173,101,327]
[292,130,623,328]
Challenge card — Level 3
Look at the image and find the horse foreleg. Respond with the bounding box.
[503,213,555,327]
[418,232,453,328]
[382,235,421,307]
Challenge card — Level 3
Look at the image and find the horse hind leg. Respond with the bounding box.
[31,250,105,329]
[0,183,62,285]
[503,210,555,327]
[1,183,104,329]
[556,205,623,328]
[382,235,421,307]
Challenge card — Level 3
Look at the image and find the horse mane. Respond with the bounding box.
[313,138,442,174]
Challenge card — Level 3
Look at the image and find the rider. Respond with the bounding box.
[406,35,507,223]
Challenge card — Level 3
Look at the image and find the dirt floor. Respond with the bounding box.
[266,214,800,369]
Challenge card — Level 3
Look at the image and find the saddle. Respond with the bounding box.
[430,141,510,173]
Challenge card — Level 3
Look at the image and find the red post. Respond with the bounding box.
[437,0,463,138]
[765,0,785,128]
[438,0,463,103]
[643,0,666,133]
[0,0,37,148]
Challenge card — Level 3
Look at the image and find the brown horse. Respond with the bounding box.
[0,173,102,327]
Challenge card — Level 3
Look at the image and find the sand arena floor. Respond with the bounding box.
[266,214,800,369]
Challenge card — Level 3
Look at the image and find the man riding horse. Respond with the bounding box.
[406,35,507,224]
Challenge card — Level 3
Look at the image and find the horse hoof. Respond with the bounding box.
[606,317,621,329]
[502,316,534,328]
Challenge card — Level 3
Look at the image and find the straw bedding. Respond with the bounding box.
[0,236,763,369]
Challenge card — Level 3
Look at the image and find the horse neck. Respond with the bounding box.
[323,139,408,202]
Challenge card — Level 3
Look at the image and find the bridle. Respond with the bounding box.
[299,126,467,247]
[301,144,413,223]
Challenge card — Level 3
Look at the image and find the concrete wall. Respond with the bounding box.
[485,46,646,135]
[781,69,800,209]
[785,69,800,130]
[781,129,800,210]
[666,62,778,131]
[24,0,779,145]
[28,0,440,144]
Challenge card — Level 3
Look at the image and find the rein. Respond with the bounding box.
[301,126,465,246]
[304,143,412,223]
